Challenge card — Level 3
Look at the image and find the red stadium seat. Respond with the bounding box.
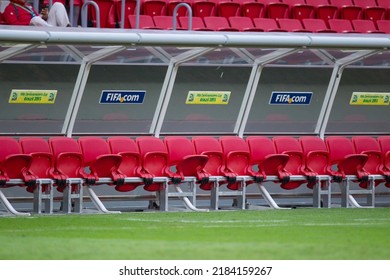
[238,0,266,19]
[78,136,125,188]
[107,136,144,192]
[128,14,161,29]
[378,136,390,187]
[218,1,241,19]
[192,0,217,18]
[263,0,289,20]
[302,18,337,33]
[354,0,386,22]
[282,0,315,20]
[203,16,239,31]
[88,0,118,28]
[376,19,390,33]
[153,15,183,29]
[116,0,137,28]
[253,18,287,31]
[228,16,264,32]
[179,16,213,30]
[305,0,338,26]
[136,136,179,192]
[0,137,35,188]
[328,18,358,33]
[352,136,388,187]
[352,19,384,33]
[277,18,310,32]
[164,136,210,186]
[142,0,167,16]
[273,136,310,190]
[329,0,363,20]
[167,0,192,17]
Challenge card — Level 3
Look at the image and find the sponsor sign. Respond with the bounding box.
[349,92,389,106]
[185,91,231,105]
[9,89,57,104]
[99,90,145,104]
[269,92,312,105]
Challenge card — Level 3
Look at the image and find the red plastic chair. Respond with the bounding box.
[179,16,213,30]
[282,0,315,20]
[218,1,241,19]
[352,19,384,33]
[354,0,386,22]
[263,0,289,20]
[273,136,309,190]
[277,18,310,32]
[192,136,225,191]
[325,136,369,182]
[107,136,144,192]
[142,0,167,16]
[376,19,390,33]
[0,137,35,189]
[136,136,180,192]
[153,15,182,29]
[328,18,358,33]
[305,0,338,26]
[302,18,337,33]
[164,136,210,186]
[219,136,264,190]
[329,0,363,20]
[89,0,118,28]
[116,0,137,28]
[78,136,126,188]
[378,136,390,187]
[192,0,217,18]
[128,14,161,28]
[203,16,239,31]
[167,0,192,17]
[352,136,387,187]
[246,136,290,182]
[253,18,287,31]
[228,16,264,32]
[239,0,266,19]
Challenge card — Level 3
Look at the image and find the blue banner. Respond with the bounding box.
[99,90,145,104]
[269,92,312,105]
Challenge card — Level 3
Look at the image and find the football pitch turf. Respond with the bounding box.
[0,207,390,260]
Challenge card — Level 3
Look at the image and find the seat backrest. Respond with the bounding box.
[167,0,191,17]
[219,136,250,175]
[192,0,217,18]
[89,0,118,28]
[116,0,137,28]
[153,15,178,29]
[376,19,390,33]
[282,0,315,20]
[229,16,261,31]
[352,19,382,33]
[128,14,159,29]
[253,18,286,31]
[299,136,329,174]
[203,16,238,31]
[142,0,167,16]
[277,18,307,32]
[192,136,223,175]
[265,1,289,20]
[78,137,111,165]
[0,137,31,179]
[107,136,140,176]
[378,136,390,165]
[325,136,355,164]
[136,136,168,176]
[352,136,382,174]
[302,18,335,33]
[246,136,277,164]
[49,137,83,178]
[240,1,266,19]
[218,1,241,19]
[273,136,303,174]
[19,137,52,177]
[179,16,210,30]
[329,0,363,20]
[328,19,356,32]
[164,136,196,166]
[306,0,338,24]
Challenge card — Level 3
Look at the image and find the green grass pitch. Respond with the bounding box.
[1,208,390,260]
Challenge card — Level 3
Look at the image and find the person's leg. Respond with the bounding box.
[47,2,71,27]
[30,16,52,26]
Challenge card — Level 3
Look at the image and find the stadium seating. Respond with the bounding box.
[325,136,373,207]
[282,0,315,20]
[328,18,358,33]
[217,1,241,19]
[115,0,137,28]
[277,18,309,32]
[203,16,239,31]
[239,0,266,19]
[153,15,182,29]
[264,0,290,20]
[329,0,363,21]
[192,0,217,18]
[179,16,213,30]
[302,18,336,33]
[142,0,167,16]
[354,0,386,22]
[167,0,192,17]
[378,136,390,187]
[228,16,264,32]
[128,14,161,28]
[253,18,288,31]
[352,19,384,33]
[375,19,390,33]
[305,0,338,26]
[107,136,144,192]
[272,136,308,190]
[88,0,118,28]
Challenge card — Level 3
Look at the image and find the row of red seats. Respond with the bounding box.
[0,135,389,194]
[84,0,390,28]
[127,15,390,33]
